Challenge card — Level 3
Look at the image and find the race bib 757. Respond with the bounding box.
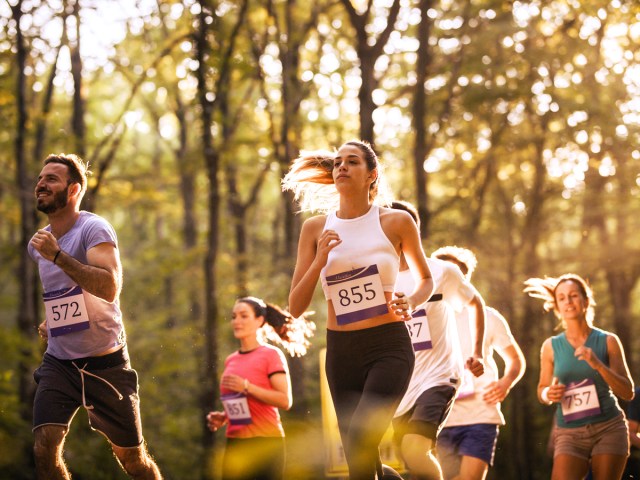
[561,379,601,422]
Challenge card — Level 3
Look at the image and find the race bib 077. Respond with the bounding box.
[326,264,389,326]
[43,286,90,337]
[405,308,432,351]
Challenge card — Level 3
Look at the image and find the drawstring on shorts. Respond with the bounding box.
[73,362,124,410]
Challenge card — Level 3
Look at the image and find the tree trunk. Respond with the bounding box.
[12,0,40,470]
[196,4,220,476]
[582,164,637,363]
[578,19,638,366]
[68,0,86,159]
[515,110,550,479]
[264,0,307,269]
[358,51,377,144]
[227,165,250,296]
[340,0,401,144]
[32,46,60,165]
[411,0,434,238]
[171,88,201,323]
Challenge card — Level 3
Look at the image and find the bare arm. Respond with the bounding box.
[500,343,526,390]
[462,294,486,377]
[390,212,433,310]
[56,244,122,303]
[575,334,634,401]
[206,411,228,432]
[483,344,526,404]
[629,419,640,449]
[468,294,486,359]
[538,338,565,405]
[221,372,292,410]
[263,373,293,410]
[30,229,121,303]
[289,216,337,317]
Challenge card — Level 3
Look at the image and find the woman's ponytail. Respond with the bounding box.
[262,303,315,357]
[237,296,315,357]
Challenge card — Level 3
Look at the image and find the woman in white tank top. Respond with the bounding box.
[283,140,434,479]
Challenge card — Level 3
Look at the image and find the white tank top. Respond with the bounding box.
[394,261,469,417]
[320,205,400,299]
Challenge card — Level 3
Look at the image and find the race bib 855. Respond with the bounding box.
[326,265,388,326]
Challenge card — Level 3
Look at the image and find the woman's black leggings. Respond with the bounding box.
[326,322,414,480]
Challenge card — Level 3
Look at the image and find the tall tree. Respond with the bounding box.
[66,0,86,159]
[195,1,220,470]
[257,0,330,414]
[257,0,327,265]
[11,0,39,418]
[10,0,40,471]
[339,0,401,143]
[578,4,640,364]
[196,1,250,476]
[411,0,434,237]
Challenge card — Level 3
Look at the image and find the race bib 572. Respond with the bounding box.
[43,286,90,337]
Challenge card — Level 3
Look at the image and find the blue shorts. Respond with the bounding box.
[437,424,499,477]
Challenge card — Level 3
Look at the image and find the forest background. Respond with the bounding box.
[1,0,639,479]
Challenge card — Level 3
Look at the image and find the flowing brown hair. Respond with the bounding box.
[523,274,596,329]
[281,141,393,213]
[237,297,315,357]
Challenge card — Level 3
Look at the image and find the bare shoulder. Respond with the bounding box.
[379,206,410,220]
[379,206,413,229]
[605,331,623,349]
[541,337,553,354]
[603,329,619,340]
[301,215,328,239]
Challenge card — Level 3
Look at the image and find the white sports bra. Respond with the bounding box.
[320,205,400,299]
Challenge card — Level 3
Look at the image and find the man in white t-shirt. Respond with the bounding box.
[434,247,525,480]
[391,202,485,480]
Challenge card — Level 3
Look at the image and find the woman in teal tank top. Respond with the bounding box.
[525,273,634,480]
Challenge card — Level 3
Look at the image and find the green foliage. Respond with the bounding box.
[0,328,37,479]
[2,0,640,478]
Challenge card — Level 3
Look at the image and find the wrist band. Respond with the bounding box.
[53,250,62,264]
[541,386,552,405]
[243,378,249,394]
